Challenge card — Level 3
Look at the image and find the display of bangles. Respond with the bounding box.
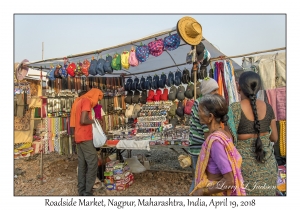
[138,116,166,122]
[137,122,163,127]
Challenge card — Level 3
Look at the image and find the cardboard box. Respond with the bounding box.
[106,184,116,190]
[104,176,114,184]
[113,163,125,170]
[116,183,129,191]
[105,167,114,172]
[104,171,113,177]
[104,178,114,185]
[106,160,119,168]
[113,168,124,175]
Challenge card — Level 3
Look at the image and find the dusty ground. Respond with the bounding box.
[14,148,193,196]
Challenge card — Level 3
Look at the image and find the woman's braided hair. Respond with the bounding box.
[239,71,264,162]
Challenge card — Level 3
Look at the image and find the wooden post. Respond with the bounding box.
[193,45,197,100]
[40,42,44,185]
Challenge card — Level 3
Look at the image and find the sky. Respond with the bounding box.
[14,14,286,67]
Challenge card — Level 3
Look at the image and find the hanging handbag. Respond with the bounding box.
[92,118,107,148]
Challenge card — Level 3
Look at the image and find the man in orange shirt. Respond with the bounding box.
[72,88,103,196]
[70,90,87,154]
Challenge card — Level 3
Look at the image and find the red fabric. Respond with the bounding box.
[153,89,162,101]
[184,99,194,115]
[93,104,102,120]
[147,90,155,102]
[75,98,93,143]
[160,88,168,101]
[81,59,90,76]
[66,63,76,77]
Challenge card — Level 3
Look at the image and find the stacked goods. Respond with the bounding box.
[104,160,134,191]
[14,143,34,159]
[148,125,190,146]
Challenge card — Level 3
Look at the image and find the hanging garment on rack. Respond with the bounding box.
[257,90,265,102]
[55,118,60,152]
[93,104,102,120]
[48,118,54,152]
[44,117,49,154]
[213,62,219,84]
[51,118,56,152]
[224,61,238,104]
[219,62,229,104]
[266,89,278,121]
[16,94,25,117]
[14,109,31,131]
[228,61,239,102]
[276,87,286,121]
[279,120,286,157]
[14,109,34,144]
[215,62,224,97]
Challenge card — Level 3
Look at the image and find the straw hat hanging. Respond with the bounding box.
[177,16,202,46]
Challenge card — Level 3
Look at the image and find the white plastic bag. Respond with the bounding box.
[92,119,107,148]
[123,156,147,173]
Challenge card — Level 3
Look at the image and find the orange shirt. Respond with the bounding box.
[75,98,93,143]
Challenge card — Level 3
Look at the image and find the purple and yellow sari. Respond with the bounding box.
[190,131,246,196]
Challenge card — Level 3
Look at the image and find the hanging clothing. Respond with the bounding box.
[16,94,25,117]
[219,62,229,104]
[214,62,218,82]
[93,104,103,120]
[266,87,286,121]
[257,90,265,102]
[228,61,239,102]
[276,87,286,121]
[216,62,224,97]
[279,120,286,157]
[14,109,34,144]
[223,61,238,104]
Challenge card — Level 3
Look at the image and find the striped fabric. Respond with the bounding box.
[54,118,59,152]
[188,97,209,156]
[44,118,49,154]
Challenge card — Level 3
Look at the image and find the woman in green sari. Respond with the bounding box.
[226,71,278,196]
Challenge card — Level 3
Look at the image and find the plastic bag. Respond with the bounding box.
[123,156,146,173]
[92,119,107,148]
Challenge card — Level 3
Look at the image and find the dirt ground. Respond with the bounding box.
[14,152,193,196]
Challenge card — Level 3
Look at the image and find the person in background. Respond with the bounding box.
[228,71,278,195]
[190,94,246,196]
[71,88,103,196]
[188,77,219,193]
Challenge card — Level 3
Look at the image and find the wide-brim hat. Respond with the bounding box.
[177,16,202,46]
[15,59,29,81]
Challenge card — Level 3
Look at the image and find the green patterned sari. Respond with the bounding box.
[227,102,278,196]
